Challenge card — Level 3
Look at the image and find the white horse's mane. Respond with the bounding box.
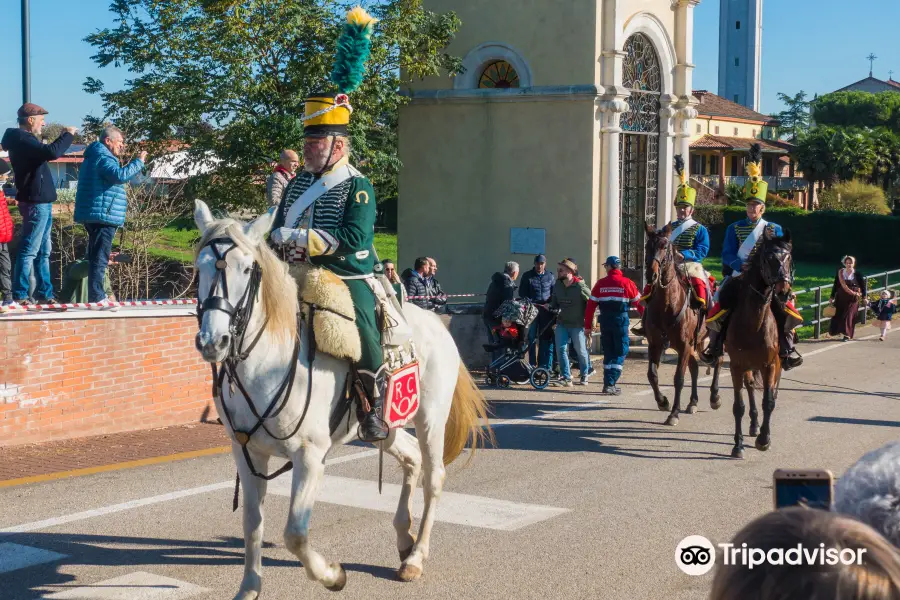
[194,218,299,341]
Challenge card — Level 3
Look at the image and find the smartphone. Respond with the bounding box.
[773,469,834,510]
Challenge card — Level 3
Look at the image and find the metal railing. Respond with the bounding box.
[792,269,900,339]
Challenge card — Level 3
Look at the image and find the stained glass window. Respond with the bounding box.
[478,61,520,89]
[621,33,661,134]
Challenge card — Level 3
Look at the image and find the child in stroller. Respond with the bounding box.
[483,298,553,390]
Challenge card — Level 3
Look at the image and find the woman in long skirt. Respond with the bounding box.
[829,256,867,341]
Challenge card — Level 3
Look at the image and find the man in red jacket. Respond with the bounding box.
[0,159,14,312]
[584,256,644,395]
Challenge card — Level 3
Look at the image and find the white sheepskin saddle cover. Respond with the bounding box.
[290,264,361,362]
[678,261,708,280]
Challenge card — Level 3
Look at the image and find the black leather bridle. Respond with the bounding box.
[196,237,311,494]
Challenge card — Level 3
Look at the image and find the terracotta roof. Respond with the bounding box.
[834,76,900,93]
[889,79,900,89]
[690,135,793,154]
[692,90,778,124]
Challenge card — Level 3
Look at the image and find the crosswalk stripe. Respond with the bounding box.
[41,571,208,599]
[0,542,66,574]
[268,475,569,531]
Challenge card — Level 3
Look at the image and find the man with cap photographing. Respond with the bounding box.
[1,103,76,309]
[585,256,644,395]
[519,254,555,368]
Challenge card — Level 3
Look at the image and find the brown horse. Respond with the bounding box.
[643,223,719,426]
[718,229,793,459]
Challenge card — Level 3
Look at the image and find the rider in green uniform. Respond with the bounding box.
[269,8,388,442]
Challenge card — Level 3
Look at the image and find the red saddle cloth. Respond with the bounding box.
[386,362,420,429]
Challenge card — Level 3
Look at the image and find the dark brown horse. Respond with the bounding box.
[643,223,719,426]
[717,229,793,458]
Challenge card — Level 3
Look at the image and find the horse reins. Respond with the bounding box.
[649,237,690,325]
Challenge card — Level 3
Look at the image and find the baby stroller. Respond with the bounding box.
[483,298,554,390]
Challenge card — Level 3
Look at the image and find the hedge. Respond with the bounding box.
[693,205,900,266]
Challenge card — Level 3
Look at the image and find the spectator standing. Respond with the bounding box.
[829,255,867,341]
[550,258,592,387]
[585,256,643,395]
[1,103,75,308]
[518,254,555,368]
[483,261,519,344]
[74,126,146,306]
[266,149,299,207]
[402,257,432,310]
[0,160,14,312]
[426,257,447,312]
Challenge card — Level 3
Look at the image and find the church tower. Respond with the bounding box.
[718,0,762,111]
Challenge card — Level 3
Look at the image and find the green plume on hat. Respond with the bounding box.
[329,6,378,94]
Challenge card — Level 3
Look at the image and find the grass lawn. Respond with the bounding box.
[702,257,899,339]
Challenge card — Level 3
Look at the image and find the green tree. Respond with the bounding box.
[83,0,462,211]
[812,91,900,131]
[773,91,810,141]
[795,126,876,199]
[39,122,87,145]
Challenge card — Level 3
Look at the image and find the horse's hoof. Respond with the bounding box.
[325,564,347,592]
[664,415,679,427]
[731,447,744,459]
[710,395,721,410]
[749,425,760,437]
[657,397,670,411]
[755,438,771,452]
[398,546,413,561]
[397,563,423,582]
[685,404,697,415]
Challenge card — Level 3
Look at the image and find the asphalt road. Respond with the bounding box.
[1,325,898,600]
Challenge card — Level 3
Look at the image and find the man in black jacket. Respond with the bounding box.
[519,254,556,368]
[425,257,447,313]
[1,103,75,307]
[402,257,432,310]
[482,261,520,344]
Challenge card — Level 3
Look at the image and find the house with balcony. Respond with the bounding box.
[688,90,809,206]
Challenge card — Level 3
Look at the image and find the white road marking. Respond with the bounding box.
[42,571,207,599]
[268,475,568,531]
[0,542,66,574]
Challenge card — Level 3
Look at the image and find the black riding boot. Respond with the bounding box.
[700,317,729,365]
[631,312,647,337]
[779,330,803,371]
[357,371,389,443]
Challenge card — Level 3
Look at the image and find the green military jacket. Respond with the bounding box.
[272,161,376,278]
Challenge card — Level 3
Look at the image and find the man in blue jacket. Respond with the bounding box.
[1,103,75,307]
[519,254,555,368]
[75,126,146,304]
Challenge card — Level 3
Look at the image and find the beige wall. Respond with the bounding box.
[416,0,599,91]
[689,117,763,142]
[398,99,598,297]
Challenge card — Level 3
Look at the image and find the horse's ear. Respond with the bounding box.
[661,223,672,238]
[244,207,277,243]
[194,200,214,233]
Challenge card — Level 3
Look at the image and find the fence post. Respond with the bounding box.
[814,286,821,340]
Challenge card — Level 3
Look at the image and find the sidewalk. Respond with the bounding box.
[0,422,229,486]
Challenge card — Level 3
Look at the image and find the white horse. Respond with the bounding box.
[192,201,491,599]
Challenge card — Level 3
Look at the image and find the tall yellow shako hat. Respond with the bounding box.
[743,142,768,204]
[302,7,378,138]
[673,154,696,207]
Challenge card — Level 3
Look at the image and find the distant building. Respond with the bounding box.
[688,90,809,207]
[718,0,763,111]
[832,75,900,95]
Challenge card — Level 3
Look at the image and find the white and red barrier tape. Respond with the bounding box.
[404,293,484,300]
[5,299,198,312]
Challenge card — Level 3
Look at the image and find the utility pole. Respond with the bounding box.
[21,0,31,104]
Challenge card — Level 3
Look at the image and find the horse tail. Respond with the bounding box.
[443,363,494,466]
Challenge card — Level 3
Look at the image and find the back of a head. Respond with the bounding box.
[710,508,900,600]
[414,257,428,272]
[836,442,900,549]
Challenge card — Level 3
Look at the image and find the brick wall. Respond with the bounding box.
[0,314,215,447]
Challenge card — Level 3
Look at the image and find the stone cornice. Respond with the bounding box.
[403,85,604,105]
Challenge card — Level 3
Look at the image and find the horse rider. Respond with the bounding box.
[270,7,389,443]
[632,154,711,337]
[585,256,644,395]
[699,144,803,371]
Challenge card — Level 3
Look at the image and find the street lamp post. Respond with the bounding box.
[22,0,31,104]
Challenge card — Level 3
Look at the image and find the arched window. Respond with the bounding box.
[619,32,662,284]
[478,61,520,89]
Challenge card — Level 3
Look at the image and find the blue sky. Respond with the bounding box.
[1,0,898,127]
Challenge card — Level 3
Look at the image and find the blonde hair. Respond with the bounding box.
[710,508,900,600]
[195,219,298,342]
